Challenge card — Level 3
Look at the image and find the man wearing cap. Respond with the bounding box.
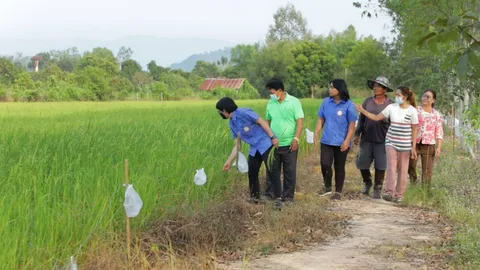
[353,76,394,198]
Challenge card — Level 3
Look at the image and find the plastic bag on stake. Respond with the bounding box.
[233,152,249,173]
[66,256,78,270]
[305,128,314,144]
[123,184,143,218]
[194,168,207,186]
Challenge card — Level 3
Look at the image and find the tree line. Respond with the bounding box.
[0,2,478,117]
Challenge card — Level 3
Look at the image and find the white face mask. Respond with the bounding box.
[270,94,279,101]
[395,97,404,105]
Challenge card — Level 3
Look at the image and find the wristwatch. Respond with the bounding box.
[270,134,277,139]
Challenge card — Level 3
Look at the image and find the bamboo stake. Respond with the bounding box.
[452,106,456,152]
[451,105,454,142]
[124,159,131,265]
[236,132,241,172]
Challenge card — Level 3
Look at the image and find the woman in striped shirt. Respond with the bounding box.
[355,86,418,203]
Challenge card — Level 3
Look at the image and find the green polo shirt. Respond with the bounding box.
[266,93,304,147]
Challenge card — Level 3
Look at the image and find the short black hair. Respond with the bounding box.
[265,77,284,91]
[216,97,238,113]
[330,79,350,101]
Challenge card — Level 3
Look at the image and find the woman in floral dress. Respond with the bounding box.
[408,89,444,188]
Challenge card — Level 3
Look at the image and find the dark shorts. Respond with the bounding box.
[356,140,387,170]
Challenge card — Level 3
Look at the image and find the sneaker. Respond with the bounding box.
[382,194,393,202]
[372,185,382,199]
[331,192,342,201]
[260,194,275,201]
[393,197,403,203]
[248,197,265,204]
[273,199,283,210]
[361,182,373,195]
[317,187,332,197]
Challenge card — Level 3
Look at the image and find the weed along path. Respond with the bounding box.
[222,200,445,270]
[218,150,450,270]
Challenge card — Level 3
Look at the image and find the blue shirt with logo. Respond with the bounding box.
[229,108,272,156]
[318,97,358,146]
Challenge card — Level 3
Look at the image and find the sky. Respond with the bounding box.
[0,0,394,43]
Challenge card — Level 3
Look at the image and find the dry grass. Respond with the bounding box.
[82,148,349,269]
[403,137,480,269]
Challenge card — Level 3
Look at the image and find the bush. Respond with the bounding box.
[0,85,7,101]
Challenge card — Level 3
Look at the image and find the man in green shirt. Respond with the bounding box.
[264,77,304,202]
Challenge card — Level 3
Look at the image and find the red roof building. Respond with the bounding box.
[200,78,246,91]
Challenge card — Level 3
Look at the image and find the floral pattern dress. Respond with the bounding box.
[416,106,444,144]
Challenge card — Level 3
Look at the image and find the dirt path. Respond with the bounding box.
[216,146,448,270]
[221,198,443,270]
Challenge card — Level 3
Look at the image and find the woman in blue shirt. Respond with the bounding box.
[314,79,358,201]
[216,97,282,207]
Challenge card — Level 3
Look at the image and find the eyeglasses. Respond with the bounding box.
[422,95,433,99]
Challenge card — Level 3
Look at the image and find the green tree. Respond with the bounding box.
[9,52,31,69]
[342,37,391,88]
[31,64,66,82]
[288,41,336,98]
[249,41,295,97]
[116,46,133,70]
[0,57,20,85]
[14,72,35,90]
[354,0,479,79]
[192,60,221,78]
[187,73,205,90]
[78,48,119,76]
[147,60,170,81]
[266,3,312,42]
[221,66,242,78]
[229,44,259,78]
[316,25,358,77]
[110,76,135,99]
[354,0,480,159]
[121,59,142,81]
[132,71,153,90]
[52,48,81,72]
[27,52,53,71]
[74,66,112,100]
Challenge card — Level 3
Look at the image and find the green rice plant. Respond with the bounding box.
[0,98,346,268]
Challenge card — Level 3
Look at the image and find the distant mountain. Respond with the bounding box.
[170,47,231,71]
[0,35,234,68]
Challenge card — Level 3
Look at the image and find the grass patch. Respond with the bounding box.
[404,137,480,270]
[82,168,345,269]
[0,98,354,268]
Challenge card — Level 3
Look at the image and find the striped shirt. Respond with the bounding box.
[381,104,419,152]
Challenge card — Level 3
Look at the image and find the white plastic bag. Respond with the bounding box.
[66,256,77,270]
[233,152,249,173]
[194,168,207,186]
[305,128,314,144]
[123,184,143,218]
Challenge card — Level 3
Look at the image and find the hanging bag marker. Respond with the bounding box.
[122,160,143,265]
[124,159,131,264]
[236,131,241,172]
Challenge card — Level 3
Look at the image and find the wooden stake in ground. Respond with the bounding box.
[124,159,131,263]
[452,106,456,152]
[236,132,241,172]
[451,105,454,143]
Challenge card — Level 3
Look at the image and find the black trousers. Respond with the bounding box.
[248,146,281,198]
[321,143,349,193]
[265,146,298,200]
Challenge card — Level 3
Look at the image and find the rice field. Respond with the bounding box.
[0,99,358,269]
